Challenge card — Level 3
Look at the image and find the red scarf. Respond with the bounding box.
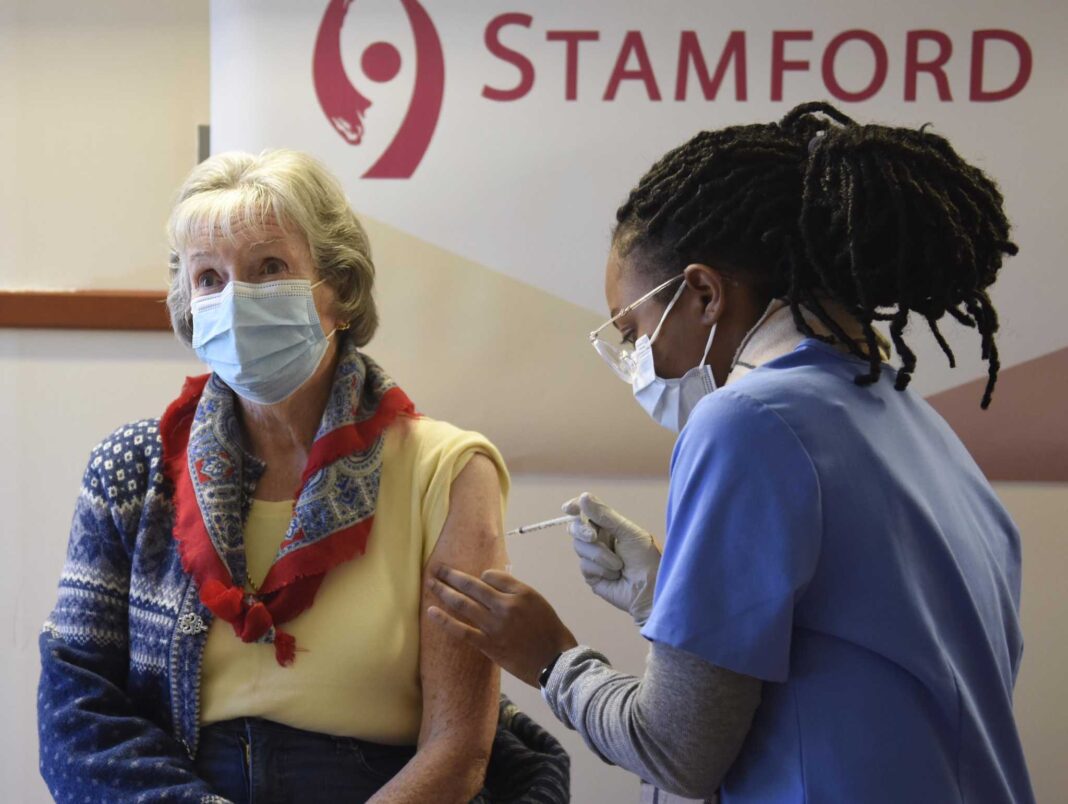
[161,348,414,665]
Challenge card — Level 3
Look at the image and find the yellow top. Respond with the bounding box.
[199,416,509,744]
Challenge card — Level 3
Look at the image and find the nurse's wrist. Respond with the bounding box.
[540,646,611,711]
[537,652,564,689]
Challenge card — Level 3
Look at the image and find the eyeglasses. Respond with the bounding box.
[589,275,685,382]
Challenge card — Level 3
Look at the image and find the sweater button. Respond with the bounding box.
[176,613,208,635]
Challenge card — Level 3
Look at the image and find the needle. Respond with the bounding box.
[505,514,579,537]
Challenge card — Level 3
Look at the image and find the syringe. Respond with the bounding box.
[505,514,579,537]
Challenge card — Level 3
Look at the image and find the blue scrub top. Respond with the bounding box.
[641,339,1034,803]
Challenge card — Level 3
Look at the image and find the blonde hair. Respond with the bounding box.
[166,149,377,346]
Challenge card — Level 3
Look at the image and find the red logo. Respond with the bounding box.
[313,0,444,179]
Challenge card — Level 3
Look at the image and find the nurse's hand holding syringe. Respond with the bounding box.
[562,493,661,626]
[511,494,661,627]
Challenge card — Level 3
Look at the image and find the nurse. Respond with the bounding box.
[428,102,1035,803]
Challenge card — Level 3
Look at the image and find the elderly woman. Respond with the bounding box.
[38,150,545,803]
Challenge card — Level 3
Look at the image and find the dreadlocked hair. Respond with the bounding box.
[613,100,1017,408]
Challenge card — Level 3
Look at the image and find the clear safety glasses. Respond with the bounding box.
[589,274,685,383]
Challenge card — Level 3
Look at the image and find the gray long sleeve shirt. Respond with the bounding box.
[542,643,762,801]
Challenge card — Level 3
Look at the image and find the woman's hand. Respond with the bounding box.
[427,567,578,687]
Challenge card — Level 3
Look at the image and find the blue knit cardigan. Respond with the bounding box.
[39,417,231,803]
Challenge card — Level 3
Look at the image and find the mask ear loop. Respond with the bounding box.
[693,313,719,394]
[310,278,350,340]
[699,320,718,367]
[649,281,688,345]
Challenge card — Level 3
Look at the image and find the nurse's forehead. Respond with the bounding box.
[605,252,649,317]
[605,252,628,317]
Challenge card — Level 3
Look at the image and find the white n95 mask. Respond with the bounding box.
[631,281,718,433]
[191,279,333,405]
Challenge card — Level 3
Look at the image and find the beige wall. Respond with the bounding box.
[998,485,1068,802]
[1,3,1065,803]
[0,0,209,291]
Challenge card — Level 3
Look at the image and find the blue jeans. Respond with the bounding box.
[195,718,417,803]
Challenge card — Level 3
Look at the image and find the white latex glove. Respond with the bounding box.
[562,492,661,627]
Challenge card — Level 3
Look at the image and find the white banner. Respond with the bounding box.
[210,0,1066,478]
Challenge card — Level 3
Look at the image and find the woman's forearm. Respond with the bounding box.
[367,740,489,804]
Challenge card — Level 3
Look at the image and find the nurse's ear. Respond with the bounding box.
[682,264,729,326]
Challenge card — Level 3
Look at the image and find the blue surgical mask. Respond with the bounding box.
[631,281,718,433]
[191,279,335,405]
